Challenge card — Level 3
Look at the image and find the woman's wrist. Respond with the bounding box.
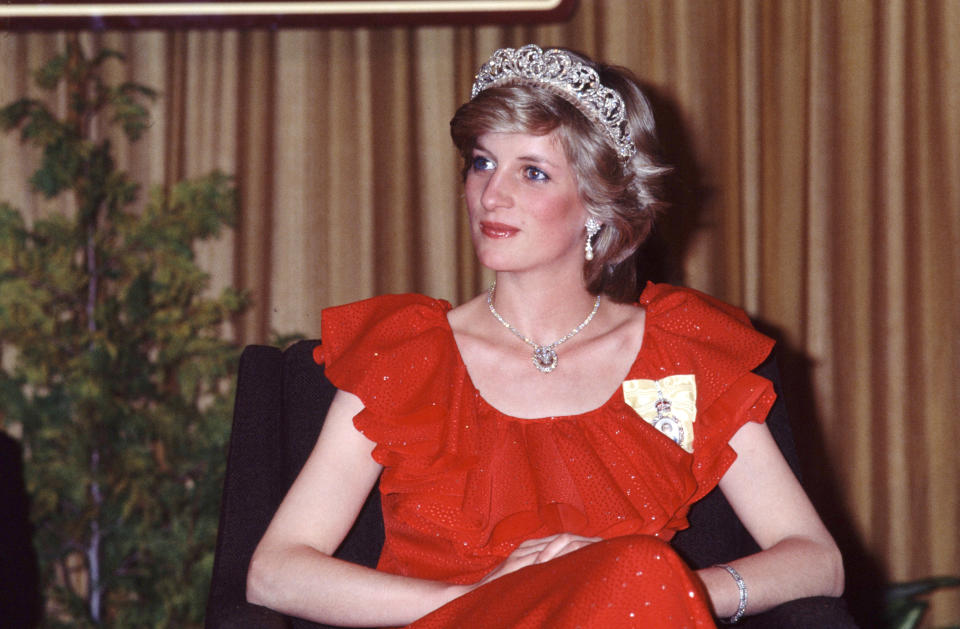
[696,564,745,620]
[714,564,747,623]
[435,581,471,610]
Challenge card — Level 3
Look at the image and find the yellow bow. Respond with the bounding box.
[622,375,697,452]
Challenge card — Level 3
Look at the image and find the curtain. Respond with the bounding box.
[1,0,957,624]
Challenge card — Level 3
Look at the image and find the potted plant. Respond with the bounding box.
[0,39,246,627]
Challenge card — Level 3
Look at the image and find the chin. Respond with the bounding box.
[473,244,516,271]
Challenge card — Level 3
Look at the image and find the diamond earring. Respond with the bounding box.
[584,217,602,261]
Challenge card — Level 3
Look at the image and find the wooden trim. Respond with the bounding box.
[1,0,579,30]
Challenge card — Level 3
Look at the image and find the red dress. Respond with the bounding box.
[317,283,776,628]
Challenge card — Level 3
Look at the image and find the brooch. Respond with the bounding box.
[622,375,697,452]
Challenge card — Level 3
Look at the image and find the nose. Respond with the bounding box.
[479,168,514,211]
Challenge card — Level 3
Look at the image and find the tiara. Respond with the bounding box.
[471,44,638,161]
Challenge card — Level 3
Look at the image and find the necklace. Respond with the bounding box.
[486,282,601,374]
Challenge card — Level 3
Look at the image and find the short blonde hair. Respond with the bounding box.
[450,51,671,302]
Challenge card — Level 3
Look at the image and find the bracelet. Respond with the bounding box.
[715,563,747,624]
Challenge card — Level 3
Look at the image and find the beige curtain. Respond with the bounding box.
[1,0,958,624]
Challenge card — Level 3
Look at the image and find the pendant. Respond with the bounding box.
[532,346,559,373]
[653,397,685,446]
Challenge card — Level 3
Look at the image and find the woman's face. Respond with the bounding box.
[465,130,589,274]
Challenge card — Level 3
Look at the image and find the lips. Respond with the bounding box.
[480,221,519,238]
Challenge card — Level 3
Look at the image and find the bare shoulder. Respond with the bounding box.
[446,293,503,362]
[445,293,488,334]
[594,298,646,348]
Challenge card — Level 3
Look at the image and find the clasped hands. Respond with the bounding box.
[474,533,603,588]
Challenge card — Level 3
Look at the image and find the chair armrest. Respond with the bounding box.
[741,596,858,628]
[206,602,289,629]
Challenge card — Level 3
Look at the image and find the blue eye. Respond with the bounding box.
[524,166,549,181]
[471,155,495,171]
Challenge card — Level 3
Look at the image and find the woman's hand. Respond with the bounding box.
[476,533,603,587]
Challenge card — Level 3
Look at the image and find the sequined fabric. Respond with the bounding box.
[318,283,776,627]
[411,535,713,628]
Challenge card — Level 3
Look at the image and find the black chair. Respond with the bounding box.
[206,340,857,628]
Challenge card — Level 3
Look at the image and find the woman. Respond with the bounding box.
[247,44,844,627]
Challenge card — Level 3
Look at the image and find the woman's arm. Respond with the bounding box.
[698,420,845,619]
[246,390,469,626]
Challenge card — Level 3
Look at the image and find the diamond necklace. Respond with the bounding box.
[486,282,601,374]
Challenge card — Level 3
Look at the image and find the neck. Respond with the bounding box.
[489,272,600,345]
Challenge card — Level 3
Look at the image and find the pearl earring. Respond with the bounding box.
[584,217,602,261]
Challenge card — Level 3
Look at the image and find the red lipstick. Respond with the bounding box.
[480,221,518,238]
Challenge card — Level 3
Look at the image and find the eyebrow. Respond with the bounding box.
[473,141,560,168]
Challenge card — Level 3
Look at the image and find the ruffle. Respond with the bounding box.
[317,286,775,582]
[636,283,776,505]
[320,293,473,475]
[321,293,456,417]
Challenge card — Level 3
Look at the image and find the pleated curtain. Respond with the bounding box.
[1,0,957,625]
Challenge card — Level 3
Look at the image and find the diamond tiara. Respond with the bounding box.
[471,44,638,161]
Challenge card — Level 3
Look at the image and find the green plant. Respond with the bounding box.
[0,40,247,627]
[885,576,960,629]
